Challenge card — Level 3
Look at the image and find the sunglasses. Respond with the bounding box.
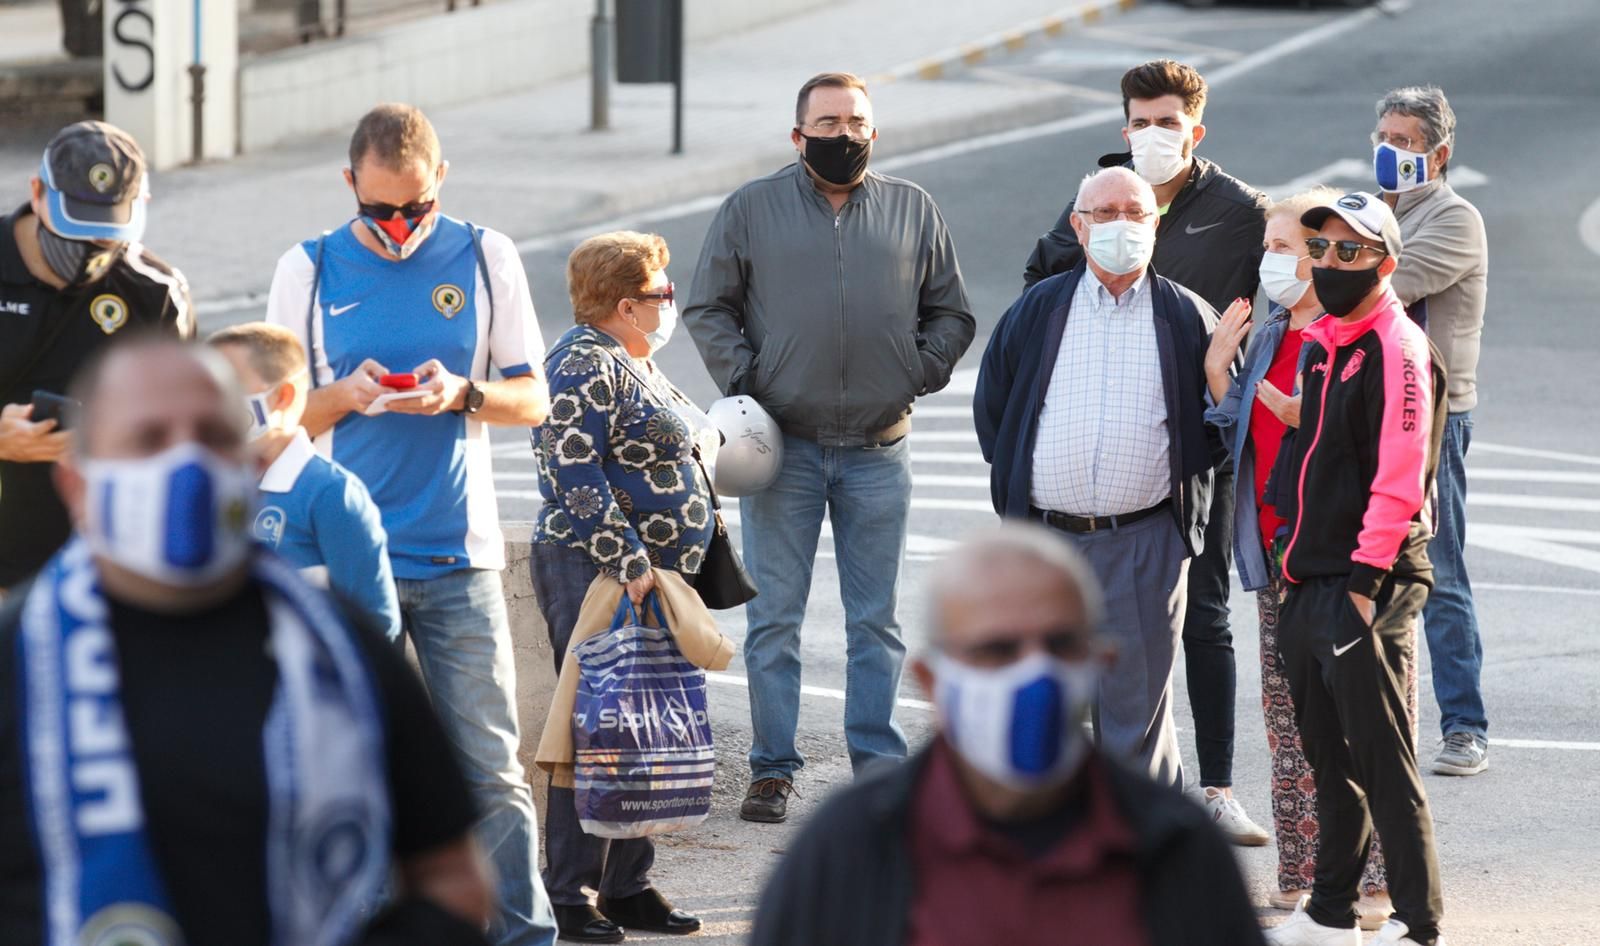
[632,282,674,305]
[351,174,437,221]
[1305,237,1388,264]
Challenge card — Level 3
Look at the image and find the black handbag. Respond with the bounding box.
[689,450,759,610]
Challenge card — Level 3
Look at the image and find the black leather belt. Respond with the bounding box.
[779,416,911,448]
[1031,499,1170,534]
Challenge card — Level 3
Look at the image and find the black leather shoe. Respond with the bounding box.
[597,888,702,935]
[552,903,624,944]
[739,777,795,823]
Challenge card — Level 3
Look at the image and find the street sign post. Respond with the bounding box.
[615,0,684,155]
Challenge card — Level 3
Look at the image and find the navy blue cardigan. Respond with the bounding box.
[973,264,1226,557]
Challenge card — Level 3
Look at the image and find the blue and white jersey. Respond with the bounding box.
[255,428,403,640]
[265,216,543,579]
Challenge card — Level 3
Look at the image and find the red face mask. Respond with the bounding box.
[373,215,419,246]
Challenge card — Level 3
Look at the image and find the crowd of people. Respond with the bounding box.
[0,51,1488,946]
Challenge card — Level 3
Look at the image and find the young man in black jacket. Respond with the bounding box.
[749,524,1264,946]
[1022,60,1270,845]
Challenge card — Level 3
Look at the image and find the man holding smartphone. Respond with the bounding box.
[0,121,192,596]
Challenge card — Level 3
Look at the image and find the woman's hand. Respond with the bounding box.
[1205,298,1252,403]
[1256,378,1302,428]
[625,570,656,606]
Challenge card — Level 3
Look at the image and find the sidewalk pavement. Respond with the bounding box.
[0,0,1142,325]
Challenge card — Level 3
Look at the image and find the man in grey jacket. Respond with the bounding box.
[1374,85,1491,777]
[685,71,975,823]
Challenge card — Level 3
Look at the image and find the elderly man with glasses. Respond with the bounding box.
[685,71,975,824]
[975,166,1225,787]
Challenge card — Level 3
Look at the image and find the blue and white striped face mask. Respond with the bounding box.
[933,651,1098,790]
[1374,142,1431,193]
[81,441,257,587]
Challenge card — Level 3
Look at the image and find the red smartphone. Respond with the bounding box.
[379,373,418,390]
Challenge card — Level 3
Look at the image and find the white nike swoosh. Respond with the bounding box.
[1332,638,1363,657]
[1185,221,1224,235]
[329,302,360,316]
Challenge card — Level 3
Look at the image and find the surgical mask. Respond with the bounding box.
[801,133,872,187]
[1259,251,1311,308]
[1085,219,1155,275]
[1128,125,1190,185]
[1311,265,1383,318]
[81,441,257,587]
[645,301,678,354]
[245,390,276,441]
[359,210,437,260]
[933,652,1098,790]
[37,222,119,288]
[1373,142,1431,193]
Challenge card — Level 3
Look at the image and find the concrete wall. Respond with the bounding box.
[238,0,838,152]
[503,526,558,811]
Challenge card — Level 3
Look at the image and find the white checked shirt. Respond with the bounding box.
[1030,270,1171,516]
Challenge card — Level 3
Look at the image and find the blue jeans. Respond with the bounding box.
[527,542,656,907]
[396,568,558,946]
[1421,411,1487,740]
[739,433,912,780]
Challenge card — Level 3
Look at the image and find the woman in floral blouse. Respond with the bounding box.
[529,230,715,942]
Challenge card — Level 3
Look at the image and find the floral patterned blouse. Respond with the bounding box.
[532,325,718,581]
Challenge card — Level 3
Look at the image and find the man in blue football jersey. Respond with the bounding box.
[265,104,555,946]
[208,322,402,641]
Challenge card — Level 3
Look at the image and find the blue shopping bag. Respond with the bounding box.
[571,593,716,838]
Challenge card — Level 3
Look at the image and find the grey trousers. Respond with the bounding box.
[1061,512,1189,788]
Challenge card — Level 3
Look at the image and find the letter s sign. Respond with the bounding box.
[111,0,155,93]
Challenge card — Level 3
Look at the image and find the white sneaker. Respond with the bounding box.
[1373,918,1446,945]
[1264,904,1360,945]
[1203,787,1271,846]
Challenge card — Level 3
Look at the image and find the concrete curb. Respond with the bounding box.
[866,0,1140,85]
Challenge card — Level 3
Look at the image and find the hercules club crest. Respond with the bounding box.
[89,294,128,335]
[432,283,465,319]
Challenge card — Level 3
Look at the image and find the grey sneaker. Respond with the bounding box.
[1432,732,1488,776]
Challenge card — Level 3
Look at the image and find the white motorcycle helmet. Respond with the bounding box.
[706,396,783,496]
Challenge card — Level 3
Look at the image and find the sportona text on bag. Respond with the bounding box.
[571,595,715,839]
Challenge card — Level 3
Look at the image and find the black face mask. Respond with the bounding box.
[801,133,872,187]
[1311,265,1383,317]
[37,222,118,289]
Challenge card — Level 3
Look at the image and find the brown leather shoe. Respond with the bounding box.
[739,777,795,823]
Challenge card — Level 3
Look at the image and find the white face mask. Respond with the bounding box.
[1085,219,1156,275]
[1128,125,1190,185]
[1373,142,1432,193]
[933,651,1098,791]
[81,441,257,587]
[645,301,678,354]
[245,390,276,441]
[1258,250,1311,308]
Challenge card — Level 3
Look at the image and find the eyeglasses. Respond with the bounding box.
[1077,207,1154,224]
[804,119,875,140]
[1305,237,1388,263]
[1371,130,1425,152]
[631,282,674,305]
[352,175,438,221]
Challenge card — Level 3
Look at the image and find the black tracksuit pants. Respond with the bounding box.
[1279,575,1444,944]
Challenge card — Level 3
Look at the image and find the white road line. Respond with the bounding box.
[1496,739,1600,752]
[1476,581,1600,597]
[910,451,989,465]
[912,406,975,418]
[1468,493,1600,514]
[1469,524,1600,574]
[1580,193,1600,259]
[1260,158,1488,200]
[1472,442,1600,467]
[1467,468,1600,486]
[706,670,935,712]
[914,473,991,489]
[909,431,980,443]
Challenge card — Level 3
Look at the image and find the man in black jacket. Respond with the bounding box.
[1023,60,1270,844]
[749,524,1265,946]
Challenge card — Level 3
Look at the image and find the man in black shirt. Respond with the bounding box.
[0,336,490,946]
[1020,61,1269,843]
[0,121,192,594]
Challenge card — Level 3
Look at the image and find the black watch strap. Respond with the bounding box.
[458,380,484,415]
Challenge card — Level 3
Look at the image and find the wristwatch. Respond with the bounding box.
[457,380,485,415]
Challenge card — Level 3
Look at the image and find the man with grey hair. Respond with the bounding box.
[1373,84,1491,776]
[749,523,1265,946]
[976,166,1224,787]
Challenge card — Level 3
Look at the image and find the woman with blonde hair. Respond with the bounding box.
[1204,187,1413,928]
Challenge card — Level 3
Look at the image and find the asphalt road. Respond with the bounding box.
[478,0,1600,941]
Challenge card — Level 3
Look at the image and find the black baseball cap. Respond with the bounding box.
[1300,191,1403,259]
[38,121,148,242]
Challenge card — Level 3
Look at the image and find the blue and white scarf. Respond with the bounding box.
[17,539,392,946]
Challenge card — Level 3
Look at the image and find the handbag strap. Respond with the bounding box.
[610,591,668,629]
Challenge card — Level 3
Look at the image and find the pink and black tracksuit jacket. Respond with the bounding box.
[1280,289,1448,599]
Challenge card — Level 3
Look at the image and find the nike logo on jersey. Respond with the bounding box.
[1333,638,1363,657]
[329,302,361,316]
[1185,221,1224,235]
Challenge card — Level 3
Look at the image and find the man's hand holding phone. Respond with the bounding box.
[335,359,391,416]
[0,402,70,464]
[387,358,470,417]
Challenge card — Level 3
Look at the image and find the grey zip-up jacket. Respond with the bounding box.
[684,161,975,447]
[1390,179,1487,413]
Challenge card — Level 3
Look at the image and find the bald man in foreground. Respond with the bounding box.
[750,524,1264,946]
